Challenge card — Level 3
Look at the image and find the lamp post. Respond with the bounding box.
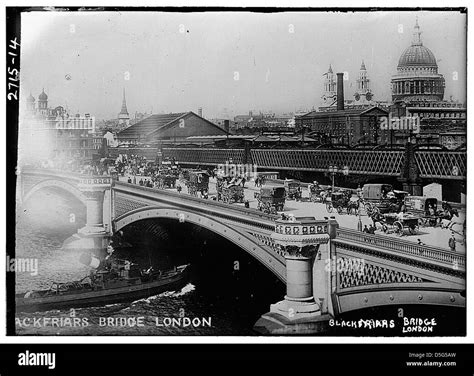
[328,165,337,192]
[357,207,363,232]
[328,164,349,192]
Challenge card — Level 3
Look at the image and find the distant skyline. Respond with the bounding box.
[20,10,466,120]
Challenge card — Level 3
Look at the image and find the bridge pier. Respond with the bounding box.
[254,217,338,335]
[63,176,113,255]
[399,140,423,196]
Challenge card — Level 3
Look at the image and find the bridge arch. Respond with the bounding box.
[114,206,286,281]
[22,179,87,206]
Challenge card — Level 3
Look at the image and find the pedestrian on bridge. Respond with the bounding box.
[254,176,260,187]
[449,233,456,252]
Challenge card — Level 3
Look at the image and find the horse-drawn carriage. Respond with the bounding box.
[254,185,286,214]
[346,196,361,215]
[325,191,351,214]
[308,182,325,202]
[404,196,441,227]
[374,212,421,236]
[219,180,244,203]
[156,172,176,188]
[362,184,409,215]
[368,207,420,236]
[184,170,209,196]
[284,179,302,200]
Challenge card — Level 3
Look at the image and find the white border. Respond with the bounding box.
[1,0,472,345]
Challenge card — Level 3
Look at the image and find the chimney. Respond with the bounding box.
[198,107,203,117]
[224,119,230,133]
[336,72,344,111]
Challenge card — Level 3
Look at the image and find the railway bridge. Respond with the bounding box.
[108,146,466,200]
[18,168,466,334]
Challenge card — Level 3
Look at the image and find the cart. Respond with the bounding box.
[404,196,440,227]
[308,182,325,202]
[220,182,244,203]
[326,192,349,214]
[380,213,420,236]
[255,185,286,214]
[284,179,302,200]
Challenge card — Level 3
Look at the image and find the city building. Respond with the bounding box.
[296,73,388,146]
[117,111,228,145]
[20,90,98,165]
[212,118,242,133]
[296,107,388,146]
[232,111,294,133]
[388,19,466,148]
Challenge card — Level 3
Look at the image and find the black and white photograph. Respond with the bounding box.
[8,7,467,336]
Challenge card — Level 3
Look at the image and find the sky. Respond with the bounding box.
[20,10,466,120]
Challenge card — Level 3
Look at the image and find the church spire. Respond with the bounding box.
[120,88,129,115]
[412,17,423,46]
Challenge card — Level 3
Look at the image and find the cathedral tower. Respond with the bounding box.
[354,61,373,103]
[321,64,337,105]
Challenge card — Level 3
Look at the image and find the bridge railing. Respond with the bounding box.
[337,228,465,269]
[114,181,278,231]
[20,167,90,181]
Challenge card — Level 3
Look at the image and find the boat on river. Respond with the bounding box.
[16,261,190,313]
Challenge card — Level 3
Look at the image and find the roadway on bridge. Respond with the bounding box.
[117,175,465,253]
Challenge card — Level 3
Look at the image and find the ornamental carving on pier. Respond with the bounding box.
[279,244,320,259]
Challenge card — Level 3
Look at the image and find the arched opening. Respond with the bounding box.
[16,185,89,295]
[22,179,86,207]
[19,184,87,233]
[113,214,285,334]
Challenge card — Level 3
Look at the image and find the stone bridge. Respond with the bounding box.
[18,168,466,333]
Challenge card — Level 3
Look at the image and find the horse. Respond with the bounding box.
[368,208,385,229]
[346,198,361,215]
